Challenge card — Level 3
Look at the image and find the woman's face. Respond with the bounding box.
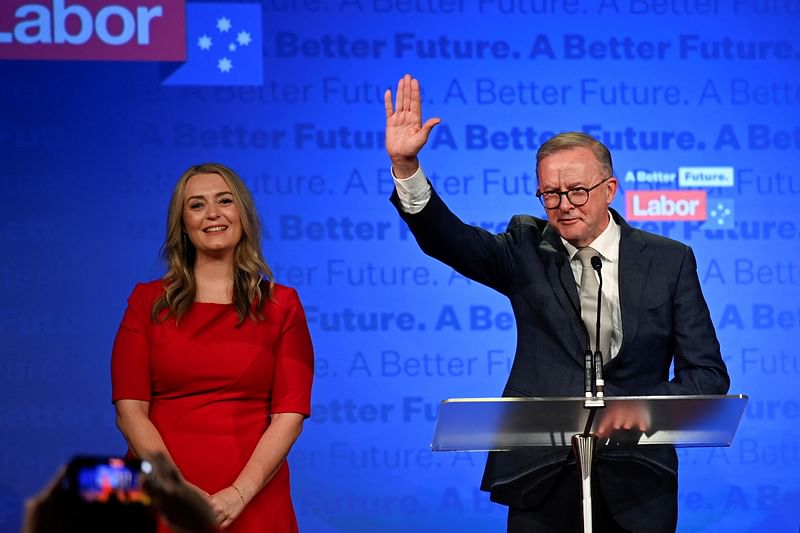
[182,173,243,259]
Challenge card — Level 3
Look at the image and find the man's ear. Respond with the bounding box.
[606,176,619,203]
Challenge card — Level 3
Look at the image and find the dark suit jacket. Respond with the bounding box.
[391,186,730,522]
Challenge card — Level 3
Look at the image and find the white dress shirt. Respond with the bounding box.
[560,216,623,360]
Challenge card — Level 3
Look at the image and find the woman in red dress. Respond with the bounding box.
[111,163,314,532]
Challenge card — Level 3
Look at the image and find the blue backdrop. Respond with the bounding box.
[1,0,799,531]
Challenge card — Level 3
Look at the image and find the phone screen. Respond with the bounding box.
[51,456,157,533]
[66,457,152,505]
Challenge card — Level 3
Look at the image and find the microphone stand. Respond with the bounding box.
[591,255,606,404]
[582,255,605,410]
[566,253,607,533]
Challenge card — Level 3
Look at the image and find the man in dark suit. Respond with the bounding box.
[384,74,730,532]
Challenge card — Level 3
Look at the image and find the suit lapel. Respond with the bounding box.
[539,225,586,361]
[616,216,650,362]
[536,212,652,366]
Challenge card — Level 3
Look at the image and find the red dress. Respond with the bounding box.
[111,281,314,532]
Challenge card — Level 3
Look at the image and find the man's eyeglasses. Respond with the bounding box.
[535,178,610,209]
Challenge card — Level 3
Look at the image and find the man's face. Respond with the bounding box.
[537,146,617,248]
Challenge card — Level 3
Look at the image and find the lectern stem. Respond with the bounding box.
[571,433,598,533]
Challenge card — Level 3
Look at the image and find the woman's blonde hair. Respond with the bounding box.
[151,163,273,325]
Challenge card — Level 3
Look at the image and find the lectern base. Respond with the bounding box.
[571,433,598,533]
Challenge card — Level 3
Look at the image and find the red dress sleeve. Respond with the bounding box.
[270,288,314,417]
[111,283,155,402]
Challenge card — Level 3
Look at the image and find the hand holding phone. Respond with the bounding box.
[25,454,215,533]
[24,456,156,533]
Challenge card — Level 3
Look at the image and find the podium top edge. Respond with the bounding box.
[440,394,748,404]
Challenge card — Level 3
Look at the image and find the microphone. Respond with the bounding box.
[590,256,605,398]
[555,252,593,399]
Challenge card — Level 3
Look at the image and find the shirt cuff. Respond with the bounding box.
[392,166,432,215]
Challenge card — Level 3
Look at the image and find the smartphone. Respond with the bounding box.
[62,456,152,505]
[56,456,157,533]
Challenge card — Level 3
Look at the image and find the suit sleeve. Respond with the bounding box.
[391,185,519,295]
[650,246,730,396]
[270,288,314,417]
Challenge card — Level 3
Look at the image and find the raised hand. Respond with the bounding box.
[384,73,441,178]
